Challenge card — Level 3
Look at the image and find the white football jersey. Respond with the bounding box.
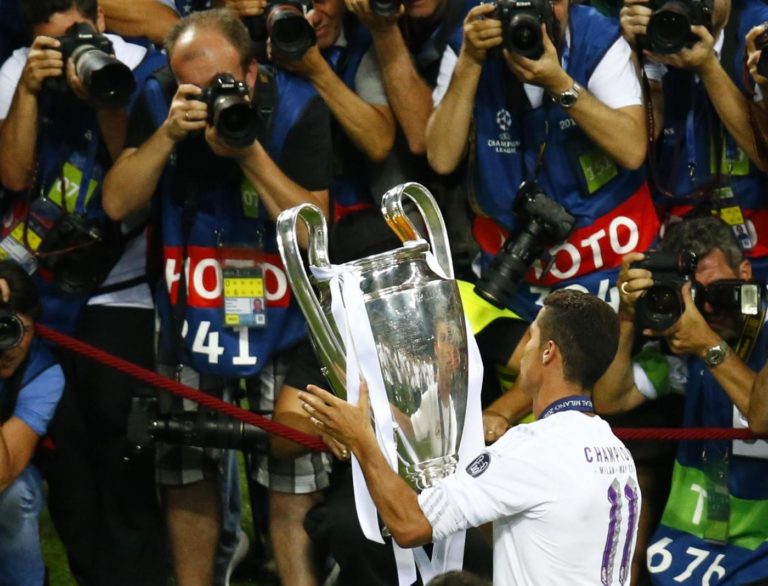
[418,410,641,586]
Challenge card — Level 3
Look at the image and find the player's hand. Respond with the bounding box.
[461,4,502,64]
[620,0,652,48]
[482,409,509,444]
[163,84,207,143]
[300,384,374,453]
[19,36,63,95]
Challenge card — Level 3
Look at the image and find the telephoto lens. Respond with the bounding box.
[370,0,403,17]
[755,23,768,79]
[0,308,25,351]
[71,44,136,109]
[201,73,260,148]
[645,0,712,54]
[266,0,316,60]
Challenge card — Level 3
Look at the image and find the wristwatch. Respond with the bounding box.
[554,81,583,109]
[703,341,729,367]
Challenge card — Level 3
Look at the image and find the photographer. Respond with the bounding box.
[0,1,168,584]
[0,260,64,586]
[102,8,331,586]
[594,215,768,584]
[619,0,768,277]
[427,0,654,323]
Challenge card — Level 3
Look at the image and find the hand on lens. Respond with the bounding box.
[746,24,768,89]
[617,251,653,319]
[646,25,716,73]
[462,4,502,64]
[20,36,63,95]
[504,24,569,93]
[224,0,268,16]
[619,0,652,48]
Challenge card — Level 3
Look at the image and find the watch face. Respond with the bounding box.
[705,345,726,366]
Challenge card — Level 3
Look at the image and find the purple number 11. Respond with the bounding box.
[601,478,640,585]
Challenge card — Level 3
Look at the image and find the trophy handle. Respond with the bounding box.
[380,182,454,279]
[276,204,347,399]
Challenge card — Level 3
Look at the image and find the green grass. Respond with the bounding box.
[41,453,278,586]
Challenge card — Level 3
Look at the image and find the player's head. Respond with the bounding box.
[524,290,619,392]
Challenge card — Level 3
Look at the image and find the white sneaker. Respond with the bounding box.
[224,531,250,586]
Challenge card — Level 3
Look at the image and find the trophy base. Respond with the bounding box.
[404,454,458,492]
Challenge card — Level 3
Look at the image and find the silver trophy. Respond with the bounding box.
[276,183,468,490]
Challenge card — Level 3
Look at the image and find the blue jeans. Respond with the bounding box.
[0,465,45,586]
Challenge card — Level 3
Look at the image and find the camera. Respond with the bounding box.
[642,0,713,55]
[494,0,556,59]
[197,73,260,148]
[755,23,768,79]
[45,22,136,109]
[127,396,268,453]
[631,250,698,331]
[474,181,576,309]
[370,0,403,17]
[266,0,316,60]
[0,308,25,351]
[697,279,764,317]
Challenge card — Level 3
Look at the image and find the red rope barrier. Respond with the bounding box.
[36,324,328,453]
[36,325,768,446]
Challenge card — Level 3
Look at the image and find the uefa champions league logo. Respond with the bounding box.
[496,109,512,133]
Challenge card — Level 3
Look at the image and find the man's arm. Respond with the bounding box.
[100,0,179,45]
[426,3,500,175]
[749,363,768,432]
[103,83,206,220]
[505,27,647,171]
[0,37,63,191]
[300,385,433,547]
[0,417,39,493]
[278,46,395,162]
[593,252,651,414]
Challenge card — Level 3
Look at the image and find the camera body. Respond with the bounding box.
[641,0,713,54]
[474,181,576,308]
[197,73,259,148]
[46,22,136,108]
[494,0,556,59]
[266,0,316,60]
[631,250,698,331]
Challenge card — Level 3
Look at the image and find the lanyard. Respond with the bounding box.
[539,395,594,420]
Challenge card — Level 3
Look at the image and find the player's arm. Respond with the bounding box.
[300,384,433,547]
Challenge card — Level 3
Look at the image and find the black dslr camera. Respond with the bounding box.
[631,250,698,331]
[45,22,136,109]
[641,0,713,55]
[494,0,556,59]
[127,396,268,453]
[197,73,260,148]
[243,0,315,61]
[474,181,576,309]
[0,308,26,351]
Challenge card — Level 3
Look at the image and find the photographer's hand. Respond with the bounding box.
[205,124,256,159]
[504,24,570,94]
[163,84,207,143]
[345,0,403,30]
[19,36,63,96]
[620,0,652,49]
[647,25,717,74]
[746,24,768,91]
[617,251,654,320]
[649,281,720,354]
[219,0,268,16]
[462,4,502,64]
[271,43,326,80]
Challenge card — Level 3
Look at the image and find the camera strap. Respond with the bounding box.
[734,305,765,362]
[254,65,277,145]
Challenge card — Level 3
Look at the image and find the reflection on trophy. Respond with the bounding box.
[276,183,469,490]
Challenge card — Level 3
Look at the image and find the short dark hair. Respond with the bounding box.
[426,570,491,586]
[539,289,619,390]
[661,216,744,274]
[0,261,42,321]
[21,0,98,37]
[165,8,254,72]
